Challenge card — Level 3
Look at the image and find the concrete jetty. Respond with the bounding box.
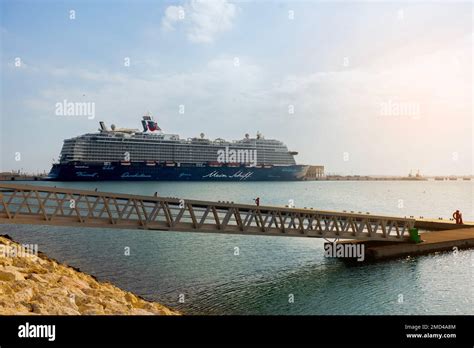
[414,218,474,231]
[339,227,474,262]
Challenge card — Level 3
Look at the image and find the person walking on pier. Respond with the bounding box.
[254,197,260,207]
[453,210,463,224]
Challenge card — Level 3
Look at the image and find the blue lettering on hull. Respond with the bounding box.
[47,163,308,181]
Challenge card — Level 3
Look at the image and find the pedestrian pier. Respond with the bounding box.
[0,183,416,242]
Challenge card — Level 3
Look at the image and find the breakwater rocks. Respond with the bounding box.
[0,235,179,315]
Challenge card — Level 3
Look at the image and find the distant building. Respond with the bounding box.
[0,172,42,181]
[304,166,325,180]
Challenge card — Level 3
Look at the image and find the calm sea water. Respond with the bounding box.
[1,180,473,315]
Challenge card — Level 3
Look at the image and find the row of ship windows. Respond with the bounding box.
[62,152,289,158]
[65,158,294,165]
[63,142,286,151]
[63,150,291,157]
[65,160,294,166]
[65,156,291,162]
[74,137,284,146]
[62,147,275,152]
[62,148,287,155]
[64,151,289,158]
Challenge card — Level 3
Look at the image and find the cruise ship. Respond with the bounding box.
[47,115,309,181]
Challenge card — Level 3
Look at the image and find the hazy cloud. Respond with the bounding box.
[161,5,185,31]
[162,0,238,43]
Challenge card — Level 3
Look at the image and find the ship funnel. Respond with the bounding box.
[99,121,109,132]
[141,114,161,132]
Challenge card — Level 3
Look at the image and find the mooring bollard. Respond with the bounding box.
[409,228,422,243]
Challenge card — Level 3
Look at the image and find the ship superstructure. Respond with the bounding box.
[48,115,308,181]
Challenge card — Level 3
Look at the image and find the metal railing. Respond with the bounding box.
[0,184,415,242]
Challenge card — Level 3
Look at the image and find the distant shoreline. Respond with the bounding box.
[0,174,472,182]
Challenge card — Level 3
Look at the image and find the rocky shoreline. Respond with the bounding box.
[0,235,179,315]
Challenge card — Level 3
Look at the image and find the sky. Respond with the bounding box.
[0,0,472,175]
